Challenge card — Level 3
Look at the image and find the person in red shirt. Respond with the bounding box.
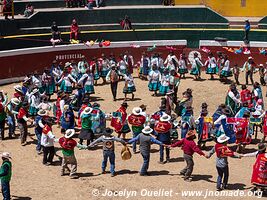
[170,129,207,181]
[70,19,79,41]
[17,102,33,146]
[240,84,252,108]
[111,102,130,139]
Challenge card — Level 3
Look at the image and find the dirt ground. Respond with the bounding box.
[0,71,266,200]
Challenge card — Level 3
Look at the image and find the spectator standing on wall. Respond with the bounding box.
[120,15,132,30]
[1,0,12,19]
[244,19,250,44]
[95,0,103,8]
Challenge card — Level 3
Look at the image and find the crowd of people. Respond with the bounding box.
[0,50,267,199]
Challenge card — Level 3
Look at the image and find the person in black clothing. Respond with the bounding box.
[51,21,61,41]
[120,15,132,30]
[244,20,250,44]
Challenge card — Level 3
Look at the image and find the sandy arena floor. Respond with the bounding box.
[0,71,266,200]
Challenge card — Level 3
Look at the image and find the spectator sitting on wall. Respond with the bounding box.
[70,19,79,43]
[162,0,174,6]
[24,3,34,17]
[1,0,12,19]
[51,21,62,47]
[86,0,94,10]
[120,15,132,30]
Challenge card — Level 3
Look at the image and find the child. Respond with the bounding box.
[128,126,165,176]
[88,128,126,177]
[233,64,240,85]
[123,70,136,100]
[170,130,206,181]
[207,134,240,190]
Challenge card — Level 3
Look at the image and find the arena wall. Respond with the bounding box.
[175,0,267,17]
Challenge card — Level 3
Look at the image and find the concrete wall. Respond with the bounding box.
[175,0,267,17]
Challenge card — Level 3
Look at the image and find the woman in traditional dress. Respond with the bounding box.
[190,52,203,80]
[28,88,40,117]
[225,83,241,115]
[159,69,170,96]
[205,52,218,80]
[220,55,232,82]
[148,64,160,96]
[42,69,55,100]
[178,53,188,79]
[140,52,151,79]
[117,54,128,78]
[123,70,136,100]
[164,50,179,72]
[57,66,77,94]
[78,68,95,97]
[98,54,110,84]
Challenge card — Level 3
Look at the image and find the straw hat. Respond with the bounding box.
[11,98,21,106]
[83,107,93,115]
[31,88,39,95]
[1,152,11,159]
[217,134,230,144]
[65,62,71,68]
[248,56,253,60]
[37,109,48,117]
[160,114,171,122]
[186,130,196,139]
[13,85,23,93]
[65,129,75,139]
[142,126,153,135]
[132,107,142,115]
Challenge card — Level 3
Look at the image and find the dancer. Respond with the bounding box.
[205,52,218,80]
[178,53,188,78]
[148,64,160,96]
[128,126,165,176]
[123,70,136,100]
[207,134,241,191]
[89,128,127,177]
[190,52,203,80]
[170,130,206,182]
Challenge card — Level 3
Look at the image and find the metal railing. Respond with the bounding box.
[0,0,14,19]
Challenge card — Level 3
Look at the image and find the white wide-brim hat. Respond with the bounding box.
[1,152,11,159]
[31,88,39,95]
[65,129,75,138]
[11,98,21,106]
[13,85,23,93]
[160,114,171,122]
[132,107,142,115]
[142,126,153,135]
[217,134,230,144]
[83,107,93,115]
[37,109,48,117]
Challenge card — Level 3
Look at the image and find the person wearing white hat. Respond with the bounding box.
[128,126,165,176]
[78,107,93,146]
[59,129,87,178]
[154,114,172,163]
[207,134,240,190]
[128,107,146,153]
[5,98,21,139]
[0,152,12,200]
[13,85,25,102]
[242,56,255,85]
[41,68,56,100]
[35,110,49,154]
